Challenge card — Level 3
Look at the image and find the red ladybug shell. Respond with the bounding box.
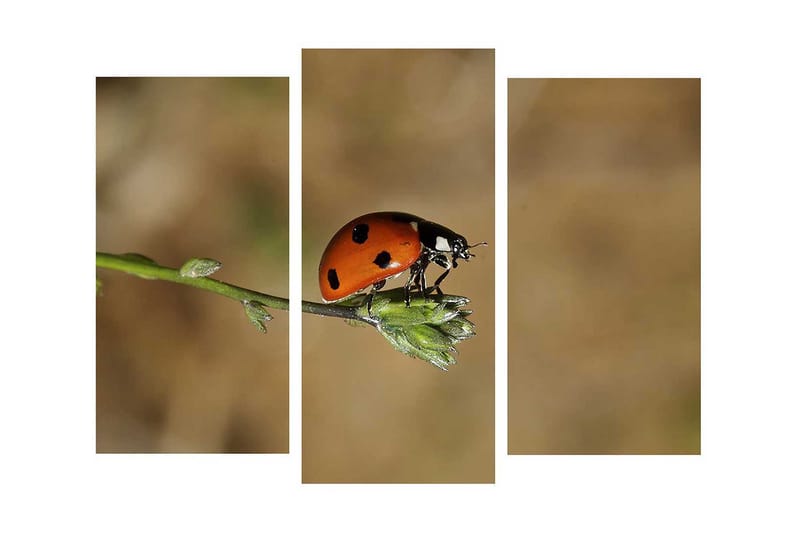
[319,212,424,303]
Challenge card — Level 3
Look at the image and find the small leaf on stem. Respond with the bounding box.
[120,253,157,264]
[243,300,273,333]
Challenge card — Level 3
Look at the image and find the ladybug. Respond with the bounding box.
[318,212,486,311]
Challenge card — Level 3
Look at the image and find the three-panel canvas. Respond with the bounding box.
[96,53,700,480]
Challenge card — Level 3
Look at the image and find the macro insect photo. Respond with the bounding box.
[96,77,289,453]
[316,211,487,370]
[302,49,495,482]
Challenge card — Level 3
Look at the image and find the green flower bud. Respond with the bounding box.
[351,287,478,371]
[179,257,223,278]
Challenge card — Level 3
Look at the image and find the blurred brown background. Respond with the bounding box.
[96,77,289,452]
[303,50,495,482]
[508,78,700,453]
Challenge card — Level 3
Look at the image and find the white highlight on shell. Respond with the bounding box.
[409,221,418,232]
[435,236,451,251]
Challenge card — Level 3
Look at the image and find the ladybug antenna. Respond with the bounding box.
[463,241,488,259]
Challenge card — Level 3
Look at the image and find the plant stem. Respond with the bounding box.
[96,252,368,323]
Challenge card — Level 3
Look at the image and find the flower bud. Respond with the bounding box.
[179,257,223,278]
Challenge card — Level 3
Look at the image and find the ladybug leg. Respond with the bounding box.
[418,258,436,302]
[405,256,432,306]
[367,279,386,316]
[404,263,422,307]
[432,269,450,295]
[429,255,452,295]
[403,269,414,307]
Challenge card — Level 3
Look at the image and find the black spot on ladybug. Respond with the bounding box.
[327,268,340,290]
[352,223,369,244]
[373,251,391,269]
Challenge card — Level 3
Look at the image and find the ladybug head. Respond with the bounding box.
[451,238,488,264]
[418,220,487,265]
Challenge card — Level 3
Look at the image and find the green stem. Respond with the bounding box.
[300,299,371,322]
[96,252,367,323]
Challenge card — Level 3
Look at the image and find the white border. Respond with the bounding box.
[289,49,304,489]
[495,50,509,483]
